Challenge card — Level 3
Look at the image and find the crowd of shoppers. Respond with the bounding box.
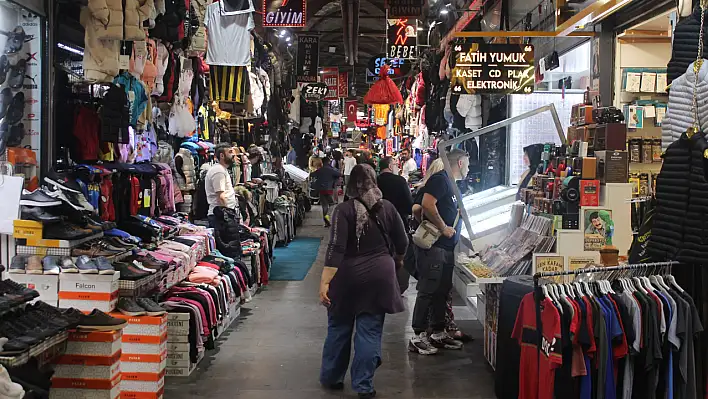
[314,146,471,397]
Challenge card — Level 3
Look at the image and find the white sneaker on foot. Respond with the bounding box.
[408,332,439,355]
[430,331,463,350]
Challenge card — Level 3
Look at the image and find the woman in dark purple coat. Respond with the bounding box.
[319,164,408,398]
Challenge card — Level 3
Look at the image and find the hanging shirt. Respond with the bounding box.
[204,2,255,66]
[113,72,148,128]
[512,293,563,399]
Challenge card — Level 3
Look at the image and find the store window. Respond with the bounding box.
[508,41,590,185]
[0,1,44,185]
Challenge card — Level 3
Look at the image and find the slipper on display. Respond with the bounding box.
[7,123,24,147]
[0,88,12,119]
[5,92,24,125]
[8,59,25,89]
[0,56,9,86]
[4,26,25,55]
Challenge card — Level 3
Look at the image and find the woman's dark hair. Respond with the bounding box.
[346,164,377,198]
[523,143,545,171]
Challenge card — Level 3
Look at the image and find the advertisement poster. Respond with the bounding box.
[386,19,417,60]
[338,71,348,98]
[263,0,306,27]
[322,67,339,100]
[583,209,613,251]
[296,35,319,83]
[450,42,534,95]
[534,255,565,283]
[19,10,42,167]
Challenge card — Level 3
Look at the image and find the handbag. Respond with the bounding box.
[412,212,460,250]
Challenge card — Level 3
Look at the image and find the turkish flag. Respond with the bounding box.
[346,100,358,121]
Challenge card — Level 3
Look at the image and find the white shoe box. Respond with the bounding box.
[121,351,167,374]
[166,320,189,336]
[49,374,120,399]
[53,351,121,380]
[65,331,123,357]
[120,374,164,397]
[59,273,120,312]
[166,342,189,352]
[109,314,168,337]
[122,333,168,355]
[8,274,59,304]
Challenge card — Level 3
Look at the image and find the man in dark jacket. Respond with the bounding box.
[310,157,341,227]
[377,157,414,226]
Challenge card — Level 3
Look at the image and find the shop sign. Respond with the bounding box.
[301,82,328,101]
[263,0,306,27]
[450,42,534,95]
[385,0,422,18]
[355,118,370,128]
[296,35,319,83]
[346,100,358,121]
[322,67,339,100]
[366,54,411,83]
[386,19,417,60]
[338,71,349,98]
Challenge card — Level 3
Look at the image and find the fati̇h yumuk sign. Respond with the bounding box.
[301,82,328,101]
[263,0,306,27]
[450,42,535,95]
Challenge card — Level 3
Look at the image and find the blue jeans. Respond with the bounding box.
[320,312,385,394]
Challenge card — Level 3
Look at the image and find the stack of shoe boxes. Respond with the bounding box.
[165,313,201,377]
[59,273,120,312]
[50,330,123,399]
[10,273,59,306]
[113,314,167,399]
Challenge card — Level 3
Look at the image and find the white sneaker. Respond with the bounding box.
[430,331,463,350]
[408,332,439,355]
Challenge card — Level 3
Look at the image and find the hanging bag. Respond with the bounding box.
[412,211,459,250]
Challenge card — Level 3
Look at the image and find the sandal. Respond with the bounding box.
[8,59,26,89]
[0,87,12,119]
[5,91,24,125]
[4,26,25,55]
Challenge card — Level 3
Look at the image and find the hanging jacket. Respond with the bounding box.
[153,42,169,96]
[667,7,708,85]
[174,148,196,191]
[185,0,207,55]
[80,7,121,82]
[158,48,180,102]
[648,130,708,265]
[83,0,153,41]
[456,94,483,131]
[661,60,708,150]
[150,0,186,44]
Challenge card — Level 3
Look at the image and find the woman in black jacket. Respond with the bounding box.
[516,144,544,200]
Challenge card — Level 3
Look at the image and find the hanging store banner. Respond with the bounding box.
[296,35,319,83]
[386,19,417,60]
[450,42,535,95]
[385,0,422,18]
[346,100,358,121]
[338,71,349,98]
[366,54,411,83]
[322,67,339,100]
[263,0,306,27]
[301,82,328,101]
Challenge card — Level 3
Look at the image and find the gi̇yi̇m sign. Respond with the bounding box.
[263,0,306,27]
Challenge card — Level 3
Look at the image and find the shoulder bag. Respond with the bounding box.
[412,211,460,250]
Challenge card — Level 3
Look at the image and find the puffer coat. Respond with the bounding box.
[84,0,153,41]
[661,60,708,150]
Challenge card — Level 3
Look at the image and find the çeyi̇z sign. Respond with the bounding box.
[386,19,417,60]
[296,35,319,83]
[263,0,306,27]
[450,43,535,95]
[301,82,328,101]
[385,0,422,18]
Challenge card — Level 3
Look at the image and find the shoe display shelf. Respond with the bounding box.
[118,273,160,298]
[112,314,167,399]
[164,313,200,378]
[51,330,123,399]
[59,273,120,313]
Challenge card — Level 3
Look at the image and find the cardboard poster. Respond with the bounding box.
[583,209,614,251]
[568,256,597,272]
[534,255,565,283]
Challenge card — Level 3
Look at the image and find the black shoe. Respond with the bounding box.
[43,223,91,240]
[8,58,26,89]
[0,87,11,119]
[4,26,25,54]
[113,262,150,281]
[0,56,8,86]
[136,298,166,316]
[21,206,62,223]
[0,280,39,302]
[322,382,344,391]
[20,190,62,207]
[358,391,376,398]
[76,309,128,331]
[7,123,24,147]
[117,298,146,316]
[44,169,82,194]
[4,91,23,125]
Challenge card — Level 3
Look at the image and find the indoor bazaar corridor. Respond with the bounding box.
[165,208,495,399]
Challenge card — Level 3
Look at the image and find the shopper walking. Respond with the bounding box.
[310,157,341,227]
[401,148,418,181]
[377,157,414,226]
[319,164,408,398]
[205,143,238,228]
[408,149,469,355]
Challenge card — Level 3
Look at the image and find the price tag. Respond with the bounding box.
[143,189,151,208]
[119,55,130,70]
[128,90,136,103]
[134,41,147,59]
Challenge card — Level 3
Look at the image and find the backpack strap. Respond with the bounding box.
[355,198,394,256]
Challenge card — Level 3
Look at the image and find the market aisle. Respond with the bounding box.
[165,207,495,399]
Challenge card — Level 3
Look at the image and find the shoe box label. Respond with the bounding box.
[165,312,189,321]
[120,350,167,364]
[166,342,189,352]
[69,330,123,343]
[56,350,122,366]
[51,373,121,389]
[58,291,116,301]
[122,332,168,345]
[121,369,166,382]
[165,366,194,377]
[119,386,165,399]
[110,313,168,326]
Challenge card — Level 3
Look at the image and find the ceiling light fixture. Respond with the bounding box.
[57,42,84,56]
[285,36,291,42]
[280,29,287,37]
[440,8,449,15]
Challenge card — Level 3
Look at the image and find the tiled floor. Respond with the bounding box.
[165,208,496,398]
